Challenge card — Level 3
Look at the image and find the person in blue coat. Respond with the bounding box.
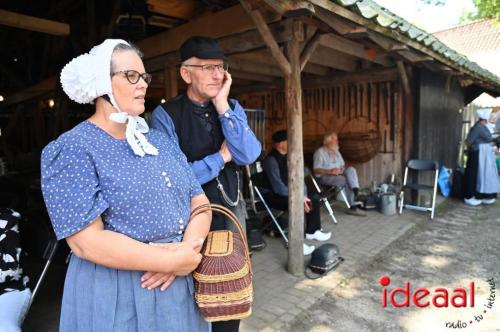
[151,36,261,332]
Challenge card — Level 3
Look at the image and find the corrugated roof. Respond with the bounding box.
[433,19,500,75]
[330,0,500,87]
[433,19,499,54]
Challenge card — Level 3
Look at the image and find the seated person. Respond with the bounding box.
[0,208,31,332]
[263,130,331,256]
[313,131,366,216]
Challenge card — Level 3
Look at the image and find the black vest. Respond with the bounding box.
[162,94,240,208]
[269,149,288,185]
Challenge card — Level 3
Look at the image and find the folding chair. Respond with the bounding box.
[305,174,341,224]
[399,159,439,220]
[245,165,289,244]
[305,169,351,210]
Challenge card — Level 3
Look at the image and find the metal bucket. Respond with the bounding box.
[381,193,396,215]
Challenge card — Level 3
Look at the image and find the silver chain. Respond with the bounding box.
[215,171,240,207]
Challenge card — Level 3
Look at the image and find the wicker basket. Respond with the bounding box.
[191,204,253,322]
[338,117,381,163]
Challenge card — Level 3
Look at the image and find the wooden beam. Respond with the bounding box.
[343,27,368,38]
[233,50,330,76]
[164,67,178,99]
[231,70,275,82]
[396,50,433,63]
[285,37,305,276]
[0,9,70,36]
[313,6,358,35]
[147,15,185,29]
[228,58,283,77]
[262,0,315,16]
[300,30,323,71]
[320,33,393,67]
[303,67,398,87]
[145,19,295,72]
[397,61,410,95]
[146,0,200,20]
[367,31,404,51]
[240,0,292,75]
[2,77,57,107]
[138,4,280,59]
[308,45,359,72]
[231,82,281,95]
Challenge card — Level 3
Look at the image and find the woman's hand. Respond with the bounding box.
[141,239,204,290]
[141,271,176,291]
[141,242,182,290]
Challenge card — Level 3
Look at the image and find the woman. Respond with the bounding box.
[41,39,211,331]
[463,108,498,206]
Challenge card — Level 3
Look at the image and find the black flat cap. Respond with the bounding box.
[272,130,287,143]
[180,36,226,62]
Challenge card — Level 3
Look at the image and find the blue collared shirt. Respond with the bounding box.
[151,98,262,185]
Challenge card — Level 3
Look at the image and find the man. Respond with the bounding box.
[313,131,366,216]
[151,36,261,332]
[263,130,331,256]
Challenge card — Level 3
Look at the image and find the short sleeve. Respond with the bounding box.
[41,140,109,240]
[313,149,326,169]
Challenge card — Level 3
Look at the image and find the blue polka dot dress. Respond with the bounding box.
[41,121,210,332]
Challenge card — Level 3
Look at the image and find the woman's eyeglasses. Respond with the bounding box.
[112,70,152,84]
[183,63,229,74]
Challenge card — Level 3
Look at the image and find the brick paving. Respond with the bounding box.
[241,199,438,331]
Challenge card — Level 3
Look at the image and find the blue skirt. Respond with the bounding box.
[59,255,210,332]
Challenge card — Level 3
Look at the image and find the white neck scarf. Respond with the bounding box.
[108,94,158,157]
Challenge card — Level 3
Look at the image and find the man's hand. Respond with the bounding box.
[331,167,344,175]
[212,71,232,114]
[219,140,232,163]
[304,197,312,213]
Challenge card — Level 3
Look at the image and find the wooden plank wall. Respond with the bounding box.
[237,79,410,187]
[415,68,463,188]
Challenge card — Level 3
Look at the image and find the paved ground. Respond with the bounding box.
[241,199,424,331]
[284,200,500,332]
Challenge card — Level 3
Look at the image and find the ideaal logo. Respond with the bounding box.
[379,276,496,329]
[379,276,475,308]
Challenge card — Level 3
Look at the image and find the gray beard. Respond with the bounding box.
[328,144,339,154]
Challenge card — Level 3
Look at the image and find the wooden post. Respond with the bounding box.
[164,67,178,99]
[396,61,410,96]
[240,0,306,275]
[285,37,305,276]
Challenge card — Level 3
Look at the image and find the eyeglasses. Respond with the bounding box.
[183,63,229,74]
[112,70,152,84]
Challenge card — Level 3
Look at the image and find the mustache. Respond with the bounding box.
[328,144,339,151]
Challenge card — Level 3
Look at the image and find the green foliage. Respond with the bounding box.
[423,0,499,24]
[474,0,500,21]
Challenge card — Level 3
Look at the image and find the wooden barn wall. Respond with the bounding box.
[236,78,410,187]
[415,68,463,168]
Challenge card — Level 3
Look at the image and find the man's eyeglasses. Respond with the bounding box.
[112,70,152,84]
[183,63,229,74]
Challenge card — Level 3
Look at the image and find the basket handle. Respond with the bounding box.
[190,203,252,274]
